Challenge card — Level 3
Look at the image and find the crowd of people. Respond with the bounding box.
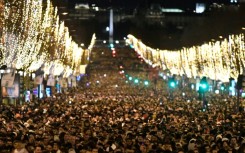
[0,87,244,153]
[0,46,244,153]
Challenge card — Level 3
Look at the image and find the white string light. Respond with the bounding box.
[1,0,84,76]
[127,33,245,82]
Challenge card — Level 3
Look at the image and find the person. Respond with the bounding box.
[45,144,53,153]
[0,58,244,153]
[34,145,44,153]
[68,148,76,153]
[177,149,185,153]
[230,136,240,151]
[53,143,62,153]
[12,140,29,153]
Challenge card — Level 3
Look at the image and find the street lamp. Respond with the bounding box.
[0,69,5,76]
[17,69,25,104]
[144,80,149,86]
[29,72,36,101]
[168,76,176,101]
[134,78,139,84]
[199,76,209,111]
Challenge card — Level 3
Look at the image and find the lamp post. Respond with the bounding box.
[17,69,24,105]
[29,72,35,102]
[168,76,176,101]
[199,77,209,111]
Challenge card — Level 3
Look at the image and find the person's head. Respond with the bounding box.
[0,139,4,146]
[69,148,76,153]
[211,149,218,153]
[137,135,144,143]
[193,148,199,153]
[150,135,158,143]
[222,140,229,148]
[46,144,53,151]
[126,138,133,146]
[6,138,12,146]
[28,134,35,143]
[34,145,43,153]
[188,139,197,151]
[176,142,182,150]
[227,149,233,153]
[91,148,98,153]
[13,140,25,150]
[53,143,60,151]
[79,149,87,153]
[125,149,134,153]
[204,145,211,152]
[230,137,237,146]
[140,145,147,153]
[163,143,172,151]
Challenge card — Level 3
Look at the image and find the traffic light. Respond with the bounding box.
[144,80,149,86]
[199,77,209,93]
[110,43,114,48]
[112,49,116,57]
[168,77,176,88]
[170,82,175,88]
[134,78,139,84]
[220,84,225,91]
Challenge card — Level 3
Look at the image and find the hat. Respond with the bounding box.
[189,138,196,144]
[216,134,222,140]
[222,138,229,142]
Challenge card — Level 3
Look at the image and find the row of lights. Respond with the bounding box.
[126,75,150,86]
[103,40,120,44]
[0,69,36,78]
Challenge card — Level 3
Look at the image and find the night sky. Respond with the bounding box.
[52,0,245,50]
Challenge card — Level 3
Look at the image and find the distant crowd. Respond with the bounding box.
[0,83,244,153]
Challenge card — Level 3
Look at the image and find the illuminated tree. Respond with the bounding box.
[0,0,3,58]
[127,33,245,82]
[1,0,85,77]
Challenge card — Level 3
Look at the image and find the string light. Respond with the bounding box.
[1,0,85,77]
[127,33,245,82]
[2,0,244,82]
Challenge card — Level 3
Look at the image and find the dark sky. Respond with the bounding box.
[52,0,245,50]
[62,0,233,9]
